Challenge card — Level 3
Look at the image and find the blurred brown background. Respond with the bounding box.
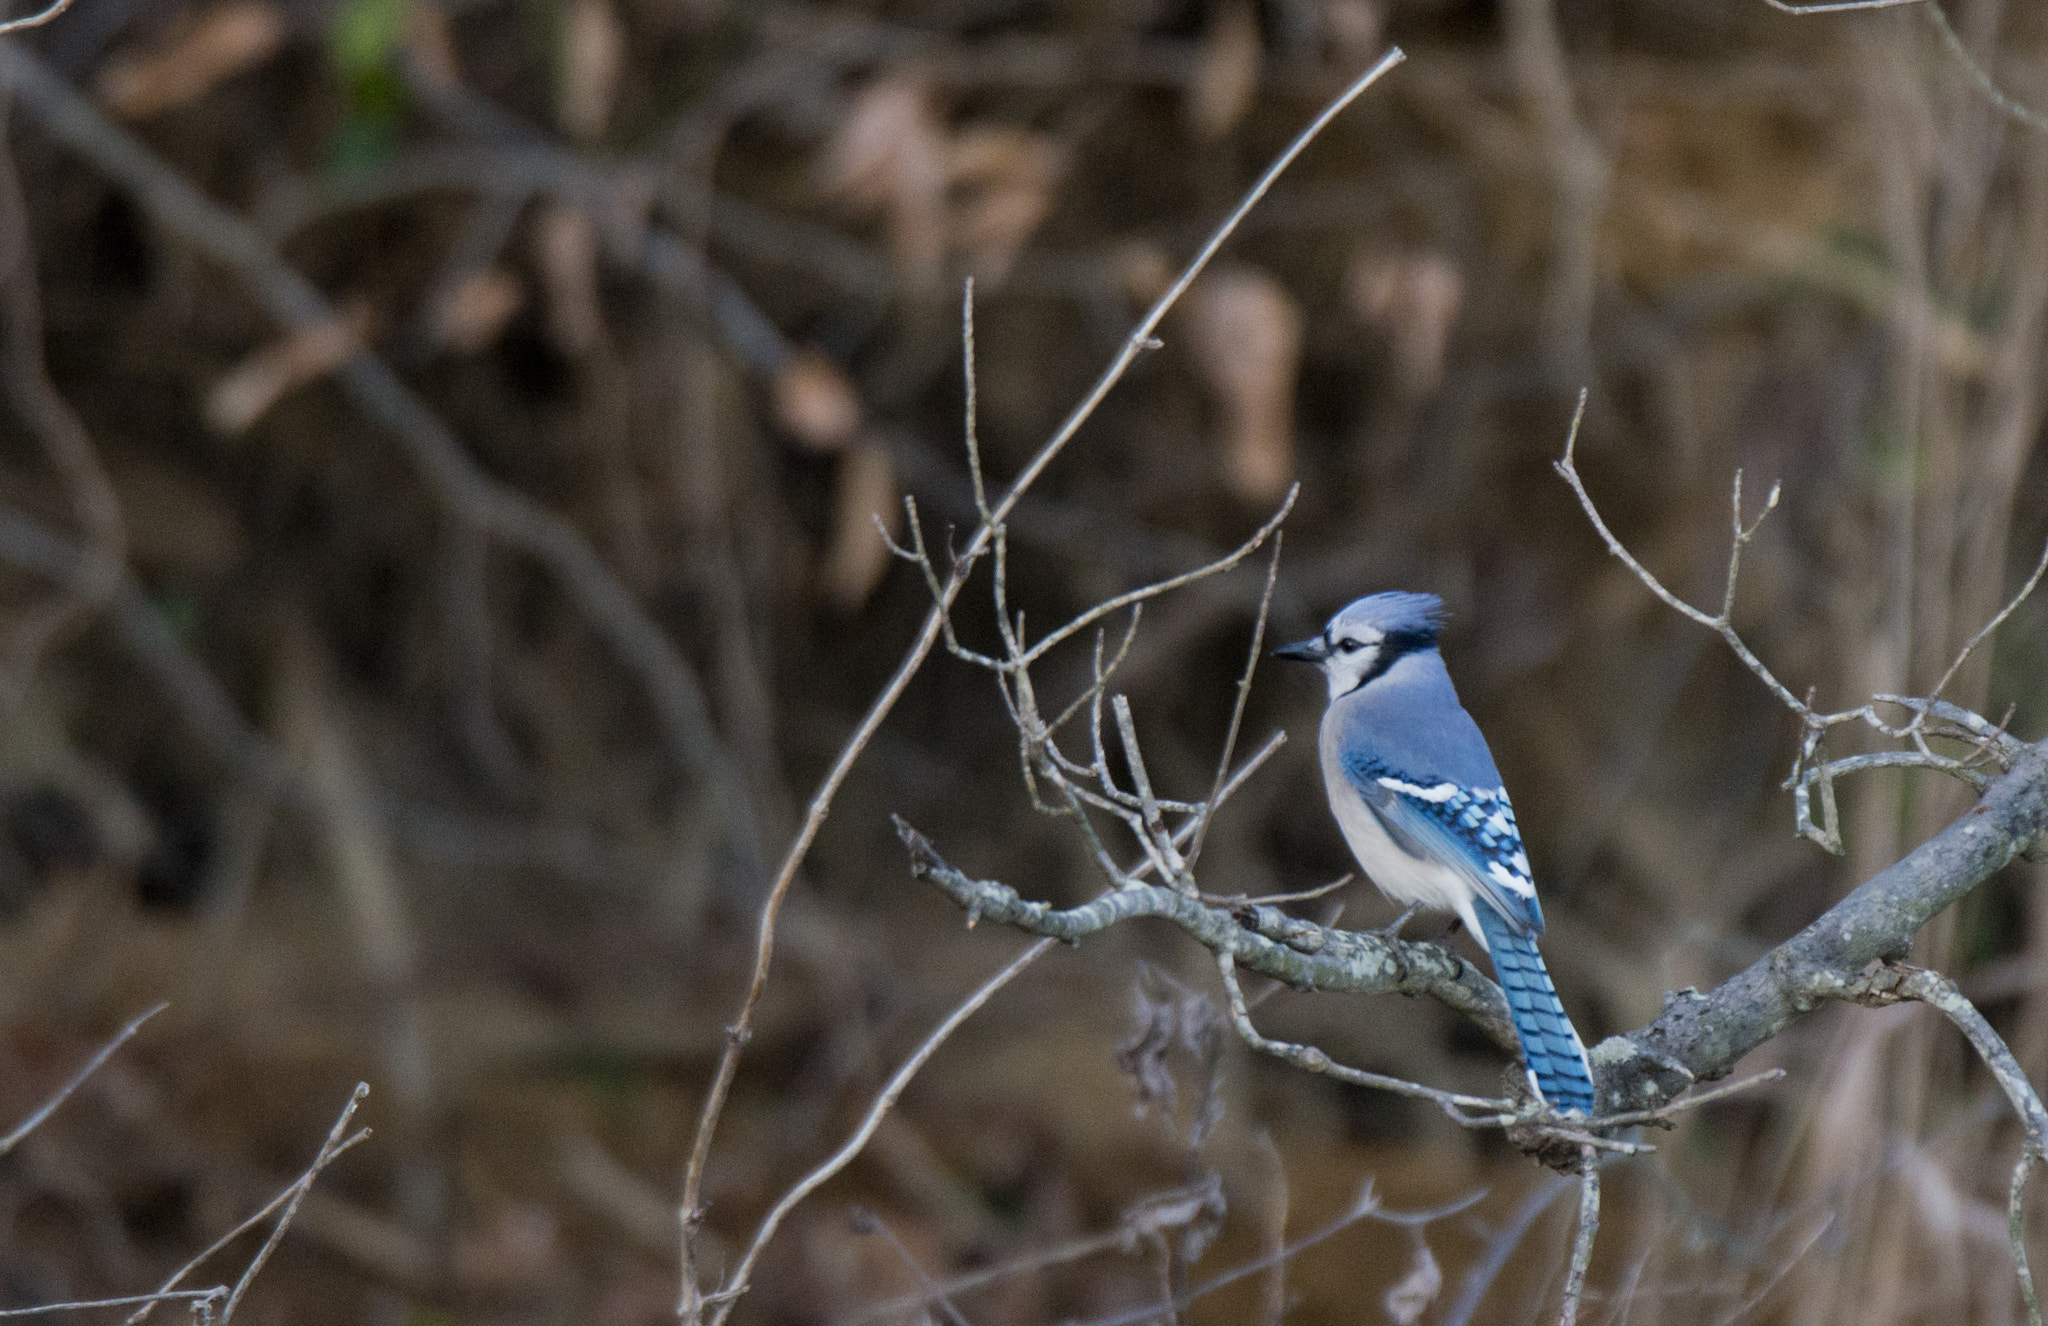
[0,0,2045,1320]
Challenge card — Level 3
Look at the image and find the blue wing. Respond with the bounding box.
[1339,751,1544,936]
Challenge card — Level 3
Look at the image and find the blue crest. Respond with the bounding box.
[1327,591,1447,641]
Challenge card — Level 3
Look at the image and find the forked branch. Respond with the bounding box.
[1555,388,2043,853]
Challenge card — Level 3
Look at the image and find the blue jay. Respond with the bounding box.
[1274,592,1596,1115]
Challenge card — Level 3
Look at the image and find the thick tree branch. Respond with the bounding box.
[1599,734,2048,1110]
[899,730,2048,1133]
[895,815,1522,1054]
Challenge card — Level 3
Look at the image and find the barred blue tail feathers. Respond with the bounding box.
[1471,907,1596,1114]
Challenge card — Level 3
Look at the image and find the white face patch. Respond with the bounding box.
[1320,628,1386,699]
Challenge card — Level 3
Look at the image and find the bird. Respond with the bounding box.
[1273,591,1596,1115]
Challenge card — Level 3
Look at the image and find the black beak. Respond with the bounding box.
[1272,635,1330,663]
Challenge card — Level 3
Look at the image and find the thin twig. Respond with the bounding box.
[0,1003,166,1156]
[1804,962,2048,1324]
[0,0,82,35]
[706,940,1054,1322]
[1926,532,2048,708]
[1922,3,2048,138]
[1588,1069,1785,1129]
[1215,949,1519,1120]
[1071,1180,1487,1326]
[2015,1146,2044,1326]
[1441,1176,1577,1326]
[962,278,989,523]
[1762,0,1924,11]
[218,1086,372,1323]
[1706,1213,1834,1326]
[1556,390,2039,853]
[1198,873,1351,908]
[1123,733,1286,884]
[1558,1148,1600,1326]
[0,1292,225,1318]
[126,1085,372,1325]
[851,1209,975,1326]
[1016,488,1295,667]
[1112,695,1191,888]
[1186,534,1282,871]
[1554,390,1800,714]
[837,1227,1134,1326]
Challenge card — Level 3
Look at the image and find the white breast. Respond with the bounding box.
[1317,713,1489,948]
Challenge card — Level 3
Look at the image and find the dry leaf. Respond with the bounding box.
[820,439,900,610]
[1347,250,1463,394]
[1184,266,1302,503]
[949,126,1062,285]
[205,303,372,435]
[97,0,287,118]
[1384,1242,1441,1324]
[815,72,948,293]
[535,202,606,357]
[1321,0,1383,68]
[559,0,625,142]
[1186,1,1261,141]
[429,268,525,354]
[773,349,862,452]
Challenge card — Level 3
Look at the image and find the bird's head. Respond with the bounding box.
[1273,591,1447,699]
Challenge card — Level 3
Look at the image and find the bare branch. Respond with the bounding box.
[1113,695,1193,889]
[1558,392,2039,852]
[1186,535,1281,871]
[1215,949,1518,1121]
[1554,391,1802,715]
[1923,3,2048,140]
[1761,0,1924,11]
[2017,1148,2044,1326]
[0,0,82,36]
[1441,1177,1576,1326]
[1798,963,2048,1325]
[1124,732,1287,884]
[705,940,1054,1324]
[0,1003,165,1157]
[1557,1150,1600,1326]
[895,814,1522,1049]
[848,1209,974,1326]
[1016,488,1295,667]
[1585,1068,1784,1129]
[0,1291,225,1319]
[1071,1179,1486,1326]
[1609,737,2048,1104]
[1927,532,2048,709]
[217,1087,372,1323]
[127,1084,372,1326]
[837,1227,1133,1326]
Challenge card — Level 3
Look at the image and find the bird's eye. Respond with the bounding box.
[1335,638,1366,654]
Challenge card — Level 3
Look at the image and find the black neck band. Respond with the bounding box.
[1341,631,1438,695]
